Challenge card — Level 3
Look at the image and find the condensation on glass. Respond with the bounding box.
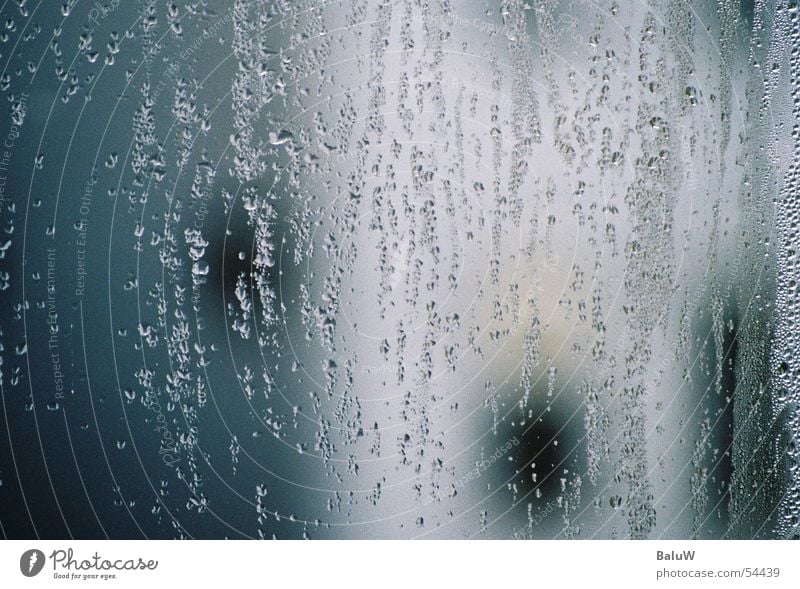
[1,0,799,540]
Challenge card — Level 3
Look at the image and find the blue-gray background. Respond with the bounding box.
[1,0,798,539]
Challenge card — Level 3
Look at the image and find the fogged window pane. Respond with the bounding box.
[1,0,798,540]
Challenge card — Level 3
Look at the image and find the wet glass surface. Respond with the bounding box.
[0,0,799,539]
